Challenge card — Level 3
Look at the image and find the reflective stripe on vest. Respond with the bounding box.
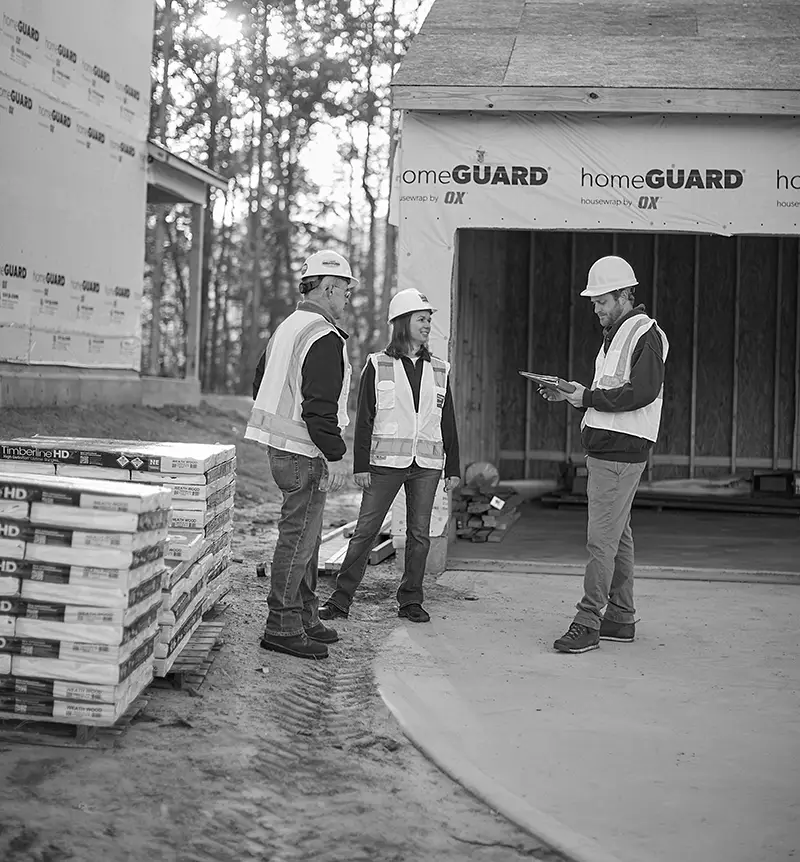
[582,315,669,443]
[369,353,448,469]
[245,310,351,456]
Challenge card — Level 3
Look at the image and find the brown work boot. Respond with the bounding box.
[304,622,339,644]
[260,632,328,660]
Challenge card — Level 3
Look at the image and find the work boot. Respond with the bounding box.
[319,602,349,621]
[553,622,600,654]
[599,619,636,642]
[260,632,328,660]
[304,622,339,644]
[398,603,431,623]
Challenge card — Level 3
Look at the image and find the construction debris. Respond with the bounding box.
[452,486,524,543]
[318,514,393,574]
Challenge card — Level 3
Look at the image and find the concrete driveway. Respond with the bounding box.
[377,570,800,862]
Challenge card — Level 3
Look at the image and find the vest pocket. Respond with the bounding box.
[376,380,395,409]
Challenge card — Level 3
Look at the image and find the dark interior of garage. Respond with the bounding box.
[454,229,800,487]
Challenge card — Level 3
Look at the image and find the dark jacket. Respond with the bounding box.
[252,301,348,462]
[580,305,666,463]
[352,351,460,477]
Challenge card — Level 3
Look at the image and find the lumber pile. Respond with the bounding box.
[0,472,170,726]
[0,438,236,679]
[318,514,393,574]
[452,485,524,543]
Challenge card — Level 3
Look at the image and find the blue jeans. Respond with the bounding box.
[325,462,441,613]
[265,447,326,637]
[573,457,647,630]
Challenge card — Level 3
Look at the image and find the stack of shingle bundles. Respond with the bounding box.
[0,438,236,679]
[122,445,235,675]
[0,473,170,726]
[133,449,235,627]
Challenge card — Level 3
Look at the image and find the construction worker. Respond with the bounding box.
[246,250,357,660]
[540,256,669,654]
[319,288,461,624]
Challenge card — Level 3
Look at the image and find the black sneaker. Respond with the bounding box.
[319,602,349,621]
[600,619,635,642]
[398,604,431,623]
[304,622,339,644]
[553,622,600,654]
[260,633,328,660]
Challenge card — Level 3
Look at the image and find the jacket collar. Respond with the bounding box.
[297,299,349,339]
[603,304,647,346]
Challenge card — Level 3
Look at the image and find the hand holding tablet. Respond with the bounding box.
[518,371,577,393]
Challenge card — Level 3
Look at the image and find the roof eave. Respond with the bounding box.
[391,85,800,116]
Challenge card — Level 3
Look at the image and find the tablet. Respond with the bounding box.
[518,372,576,393]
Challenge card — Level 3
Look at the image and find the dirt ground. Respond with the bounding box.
[0,400,565,862]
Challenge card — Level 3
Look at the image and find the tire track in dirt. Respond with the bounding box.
[176,572,569,862]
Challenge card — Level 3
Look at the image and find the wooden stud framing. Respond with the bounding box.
[185,203,205,381]
[647,235,659,483]
[689,236,700,478]
[498,449,797,470]
[524,233,536,479]
[794,241,800,470]
[773,241,783,470]
[731,237,742,474]
[565,233,577,461]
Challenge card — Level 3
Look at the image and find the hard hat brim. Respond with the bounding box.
[388,304,437,322]
[580,278,638,297]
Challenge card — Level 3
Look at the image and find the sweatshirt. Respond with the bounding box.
[580,305,666,463]
[252,300,348,462]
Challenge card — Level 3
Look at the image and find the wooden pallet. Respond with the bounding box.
[0,696,148,749]
[150,621,225,692]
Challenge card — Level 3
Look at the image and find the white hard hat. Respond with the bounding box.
[388,288,437,322]
[300,250,358,285]
[581,256,638,297]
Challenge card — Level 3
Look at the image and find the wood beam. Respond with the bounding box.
[392,86,800,115]
[731,237,742,474]
[185,204,205,382]
[689,236,700,479]
[565,234,576,462]
[499,449,797,471]
[524,233,535,479]
[773,241,783,470]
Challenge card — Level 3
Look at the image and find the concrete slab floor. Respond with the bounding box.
[449,504,800,574]
[377,571,800,862]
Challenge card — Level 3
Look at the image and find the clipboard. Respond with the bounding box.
[518,371,576,393]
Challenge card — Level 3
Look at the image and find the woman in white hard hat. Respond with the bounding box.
[319,288,461,623]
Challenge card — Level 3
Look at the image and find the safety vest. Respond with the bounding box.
[245,309,351,457]
[369,352,449,470]
[582,314,670,443]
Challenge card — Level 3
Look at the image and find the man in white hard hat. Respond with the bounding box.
[540,255,669,654]
[246,250,357,660]
[318,287,461,624]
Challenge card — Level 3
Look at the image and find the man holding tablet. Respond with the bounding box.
[535,255,669,654]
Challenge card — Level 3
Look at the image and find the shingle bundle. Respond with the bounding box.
[0,473,171,725]
[0,438,236,679]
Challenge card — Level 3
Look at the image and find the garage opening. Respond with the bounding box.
[449,229,800,577]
